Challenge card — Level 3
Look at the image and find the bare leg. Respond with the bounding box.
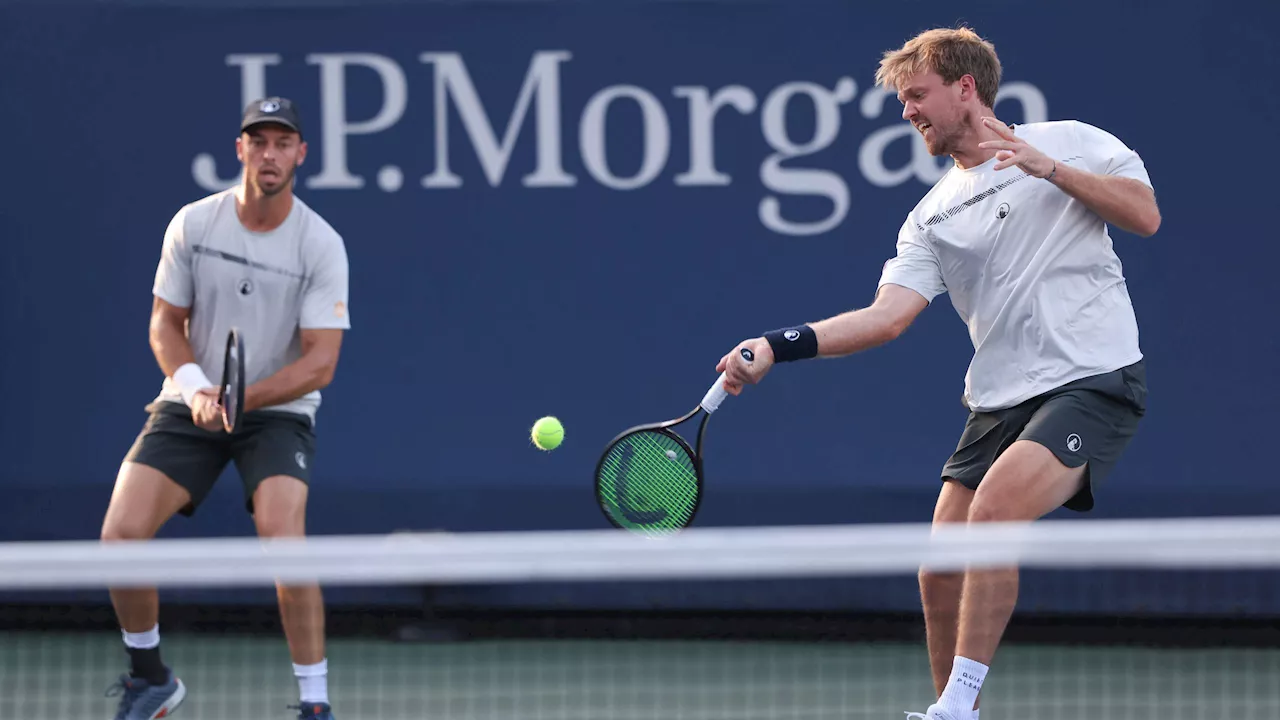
[101,462,192,633]
[920,480,974,698]
[253,476,326,666]
[101,461,191,691]
[955,440,1086,666]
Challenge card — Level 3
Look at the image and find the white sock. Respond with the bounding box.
[122,624,160,649]
[294,659,329,705]
[973,710,980,720]
[937,656,987,719]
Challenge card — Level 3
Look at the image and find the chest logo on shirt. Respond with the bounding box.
[237,278,254,296]
[916,155,1084,231]
[996,202,1010,220]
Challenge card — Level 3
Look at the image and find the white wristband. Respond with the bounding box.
[173,363,214,406]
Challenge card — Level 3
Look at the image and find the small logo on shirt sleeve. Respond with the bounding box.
[333,301,346,318]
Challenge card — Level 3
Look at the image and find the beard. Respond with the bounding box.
[921,112,972,157]
[253,164,295,196]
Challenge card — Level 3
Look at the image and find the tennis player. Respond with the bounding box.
[715,27,1158,720]
[100,97,350,720]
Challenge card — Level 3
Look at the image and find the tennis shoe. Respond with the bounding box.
[903,707,976,720]
[290,702,336,720]
[106,671,186,720]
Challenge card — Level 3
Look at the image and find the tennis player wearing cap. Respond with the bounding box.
[713,27,1159,720]
[101,97,350,720]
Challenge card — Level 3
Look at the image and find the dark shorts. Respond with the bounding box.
[941,360,1148,513]
[124,401,316,516]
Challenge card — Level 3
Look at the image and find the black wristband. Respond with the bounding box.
[763,325,818,363]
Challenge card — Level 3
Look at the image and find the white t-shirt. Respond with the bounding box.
[151,189,352,423]
[878,120,1152,413]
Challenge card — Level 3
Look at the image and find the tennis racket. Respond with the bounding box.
[219,327,245,433]
[595,347,754,535]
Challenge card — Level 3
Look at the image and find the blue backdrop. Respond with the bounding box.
[2,0,1277,614]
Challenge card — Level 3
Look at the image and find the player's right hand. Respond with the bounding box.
[717,337,773,395]
[190,388,224,432]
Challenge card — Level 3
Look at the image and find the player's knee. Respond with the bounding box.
[256,512,303,539]
[254,505,305,539]
[100,517,155,543]
[967,485,1019,524]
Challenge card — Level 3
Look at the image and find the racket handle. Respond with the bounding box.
[701,372,731,413]
[700,348,754,414]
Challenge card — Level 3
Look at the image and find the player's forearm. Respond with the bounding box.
[809,306,904,358]
[1049,163,1161,237]
[149,314,198,379]
[245,352,337,412]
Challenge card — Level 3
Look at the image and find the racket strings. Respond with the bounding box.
[598,431,698,532]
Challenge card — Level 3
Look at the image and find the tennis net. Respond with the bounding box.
[3,516,1280,719]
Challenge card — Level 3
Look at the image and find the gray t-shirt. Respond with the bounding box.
[151,189,351,423]
[878,120,1152,413]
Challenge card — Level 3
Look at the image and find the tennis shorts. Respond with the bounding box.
[123,401,316,516]
[941,359,1148,513]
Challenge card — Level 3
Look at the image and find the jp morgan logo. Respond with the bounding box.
[194,52,1048,236]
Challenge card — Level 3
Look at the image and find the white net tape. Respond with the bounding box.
[3,515,1280,589]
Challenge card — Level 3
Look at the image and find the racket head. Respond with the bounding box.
[595,424,704,536]
[220,328,245,433]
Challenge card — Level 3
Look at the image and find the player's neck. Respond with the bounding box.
[235,184,293,232]
[949,110,1004,171]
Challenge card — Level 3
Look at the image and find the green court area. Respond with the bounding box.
[4,631,1277,720]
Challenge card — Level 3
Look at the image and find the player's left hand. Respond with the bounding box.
[190,387,224,432]
[978,117,1057,178]
[717,338,773,395]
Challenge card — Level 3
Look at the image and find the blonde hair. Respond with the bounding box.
[875,27,1002,108]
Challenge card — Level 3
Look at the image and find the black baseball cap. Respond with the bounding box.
[240,97,304,137]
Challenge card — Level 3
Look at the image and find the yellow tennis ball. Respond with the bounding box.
[531,416,564,451]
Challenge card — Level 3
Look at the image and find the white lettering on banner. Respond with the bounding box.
[580,85,670,190]
[420,51,575,189]
[759,78,858,236]
[673,85,757,187]
[192,51,1049,236]
[307,53,408,191]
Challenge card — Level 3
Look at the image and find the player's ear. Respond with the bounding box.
[296,139,307,168]
[235,135,245,163]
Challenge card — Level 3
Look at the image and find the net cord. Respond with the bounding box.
[1,515,1278,590]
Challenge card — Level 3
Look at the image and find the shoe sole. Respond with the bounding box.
[148,679,186,719]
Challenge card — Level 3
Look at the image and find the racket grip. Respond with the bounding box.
[700,347,754,414]
[700,372,731,413]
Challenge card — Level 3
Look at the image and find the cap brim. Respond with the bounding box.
[241,119,301,135]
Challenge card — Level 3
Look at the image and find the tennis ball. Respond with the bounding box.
[531,416,564,451]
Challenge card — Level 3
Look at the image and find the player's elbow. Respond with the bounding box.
[1133,207,1161,237]
[872,306,919,345]
[312,356,339,390]
[882,313,915,342]
[313,362,337,390]
[1125,188,1162,237]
